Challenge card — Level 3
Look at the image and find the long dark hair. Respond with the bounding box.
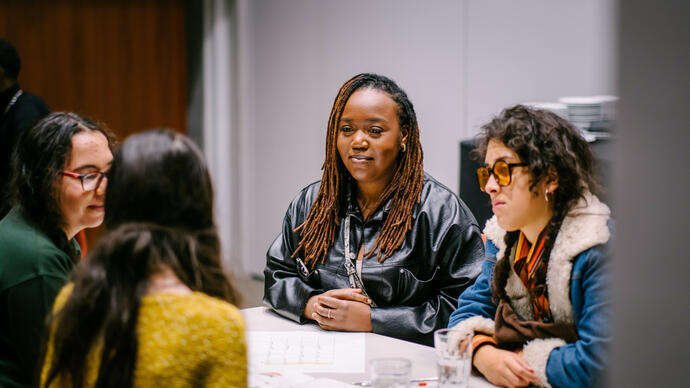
[294,73,424,268]
[42,129,238,388]
[8,112,115,261]
[473,105,601,299]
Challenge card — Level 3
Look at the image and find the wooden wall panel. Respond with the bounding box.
[0,0,187,139]
[1,0,187,246]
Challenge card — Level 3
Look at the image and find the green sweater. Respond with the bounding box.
[0,208,80,388]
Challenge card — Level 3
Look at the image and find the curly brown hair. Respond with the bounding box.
[473,104,602,295]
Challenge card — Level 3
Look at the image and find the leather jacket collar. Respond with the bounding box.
[342,177,392,223]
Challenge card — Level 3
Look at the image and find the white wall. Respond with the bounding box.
[235,0,466,275]
[207,0,616,276]
[464,0,617,131]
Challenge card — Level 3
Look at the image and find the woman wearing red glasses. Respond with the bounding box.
[448,105,612,388]
[0,112,113,387]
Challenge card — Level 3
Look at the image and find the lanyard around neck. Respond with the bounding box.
[4,89,22,114]
[343,215,377,307]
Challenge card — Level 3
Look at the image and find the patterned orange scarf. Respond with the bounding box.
[513,229,552,322]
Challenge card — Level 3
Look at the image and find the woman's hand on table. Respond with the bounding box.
[473,345,539,388]
[304,288,373,332]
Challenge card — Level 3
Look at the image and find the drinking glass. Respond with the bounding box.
[434,328,473,388]
[368,357,411,388]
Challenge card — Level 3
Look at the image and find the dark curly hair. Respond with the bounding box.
[8,112,115,261]
[473,104,602,299]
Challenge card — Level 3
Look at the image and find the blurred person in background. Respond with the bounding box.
[40,129,247,387]
[264,73,484,345]
[448,105,612,388]
[0,38,50,219]
[0,113,114,388]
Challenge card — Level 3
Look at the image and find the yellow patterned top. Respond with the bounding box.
[41,284,247,387]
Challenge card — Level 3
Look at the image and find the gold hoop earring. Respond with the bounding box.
[401,143,406,153]
[545,189,550,202]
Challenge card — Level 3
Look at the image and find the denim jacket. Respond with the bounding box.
[448,193,612,388]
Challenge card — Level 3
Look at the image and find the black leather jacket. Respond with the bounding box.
[264,173,484,345]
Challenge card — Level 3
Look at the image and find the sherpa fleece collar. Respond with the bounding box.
[483,192,610,324]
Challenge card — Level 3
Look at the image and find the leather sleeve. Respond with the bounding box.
[370,221,484,345]
[448,241,499,328]
[263,207,323,324]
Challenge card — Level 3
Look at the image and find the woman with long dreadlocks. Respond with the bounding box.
[264,73,484,345]
[447,105,612,388]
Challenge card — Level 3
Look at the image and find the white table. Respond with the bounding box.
[241,307,496,387]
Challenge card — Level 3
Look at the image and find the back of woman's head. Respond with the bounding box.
[9,112,114,256]
[474,104,600,217]
[103,129,234,302]
[42,130,237,388]
[105,129,214,230]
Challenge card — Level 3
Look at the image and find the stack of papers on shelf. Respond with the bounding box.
[559,95,618,139]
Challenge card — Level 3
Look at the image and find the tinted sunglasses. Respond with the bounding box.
[476,160,526,192]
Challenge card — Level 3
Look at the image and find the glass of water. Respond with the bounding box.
[434,328,473,388]
[368,357,411,388]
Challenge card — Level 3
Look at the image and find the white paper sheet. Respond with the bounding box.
[247,331,365,373]
[248,370,357,388]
